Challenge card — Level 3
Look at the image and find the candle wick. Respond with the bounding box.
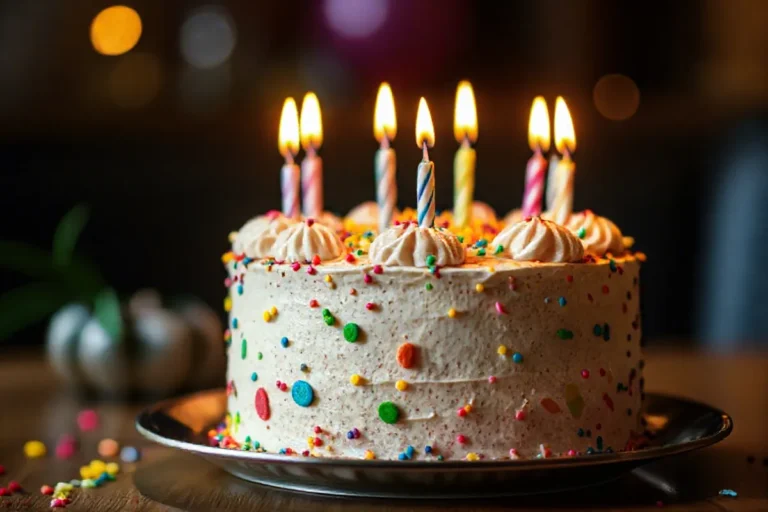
[422,141,429,162]
[461,136,471,149]
[307,146,317,159]
[285,153,294,165]
[562,147,572,161]
[380,137,390,150]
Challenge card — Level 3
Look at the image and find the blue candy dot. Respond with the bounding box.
[232,318,239,329]
[291,380,314,407]
[558,297,567,307]
[424,445,433,454]
[237,284,244,295]
[346,431,354,439]
[512,352,523,364]
[280,336,289,348]
[398,453,407,460]
[406,445,415,458]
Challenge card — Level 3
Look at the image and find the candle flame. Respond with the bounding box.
[374,82,397,142]
[453,81,477,144]
[415,97,435,149]
[528,96,550,152]
[554,96,576,154]
[300,92,323,150]
[278,97,300,158]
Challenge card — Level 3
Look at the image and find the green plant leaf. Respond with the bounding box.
[53,204,90,267]
[93,287,122,340]
[0,241,54,279]
[0,282,71,341]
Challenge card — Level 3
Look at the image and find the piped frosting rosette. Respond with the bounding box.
[491,216,584,263]
[271,219,344,263]
[232,211,295,258]
[566,209,625,256]
[369,222,465,268]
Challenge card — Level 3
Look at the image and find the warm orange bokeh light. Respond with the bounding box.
[299,92,323,150]
[373,82,397,142]
[453,81,478,144]
[278,98,300,158]
[528,96,551,152]
[415,97,435,149]
[91,6,142,56]
[554,96,576,155]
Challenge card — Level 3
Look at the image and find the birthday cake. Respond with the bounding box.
[216,89,645,461]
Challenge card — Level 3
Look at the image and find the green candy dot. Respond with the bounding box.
[426,254,436,266]
[577,227,586,239]
[556,329,574,340]
[378,401,400,424]
[324,314,335,326]
[457,236,464,243]
[425,282,433,291]
[494,244,504,255]
[322,308,331,317]
[241,339,247,359]
[257,352,263,360]
[343,322,360,342]
[477,248,486,257]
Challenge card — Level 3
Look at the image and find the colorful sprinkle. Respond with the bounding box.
[577,227,586,239]
[593,324,603,336]
[602,393,615,411]
[291,381,314,407]
[456,434,467,444]
[497,345,508,356]
[24,440,47,458]
[232,318,239,328]
[377,401,400,424]
[363,273,373,284]
[558,297,567,307]
[373,265,383,274]
[365,302,376,310]
[241,339,247,359]
[350,374,362,385]
[280,336,289,348]
[718,489,738,497]
[97,438,119,458]
[556,329,574,340]
[466,452,480,461]
[309,299,319,308]
[447,308,457,318]
[494,244,504,255]
[364,450,375,460]
[424,445,433,454]
[262,311,272,322]
[512,352,523,364]
[251,372,258,381]
[395,380,408,391]
[515,410,526,421]
[426,254,436,266]
[565,384,585,418]
[540,398,561,414]
[396,342,416,368]
[488,375,497,384]
[495,301,507,314]
[343,322,360,342]
[300,363,308,372]
[425,282,433,291]
[475,283,485,292]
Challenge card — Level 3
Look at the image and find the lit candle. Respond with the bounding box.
[545,153,560,211]
[415,97,436,228]
[550,96,577,225]
[522,96,550,218]
[300,92,324,219]
[453,81,478,228]
[374,83,397,233]
[278,97,300,219]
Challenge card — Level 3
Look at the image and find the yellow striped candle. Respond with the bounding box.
[453,81,478,228]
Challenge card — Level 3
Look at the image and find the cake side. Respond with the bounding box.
[224,255,643,460]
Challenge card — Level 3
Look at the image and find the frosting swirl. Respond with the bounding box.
[491,217,584,263]
[272,219,344,262]
[369,223,465,268]
[567,210,625,256]
[232,212,294,258]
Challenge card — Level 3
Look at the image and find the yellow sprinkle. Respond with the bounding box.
[466,452,480,461]
[447,308,457,318]
[89,460,106,475]
[223,296,232,312]
[464,404,472,413]
[307,436,314,447]
[263,311,272,322]
[105,462,120,476]
[23,440,46,458]
[395,380,408,391]
[270,306,278,316]
[364,450,376,460]
[324,275,332,283]
[80,466,94,480]
[350,374,362,386]
[475,283,485,293]
[497,345,507,356]
[326,445,333,452]
[489,266,496,273]
[221,252,234,264]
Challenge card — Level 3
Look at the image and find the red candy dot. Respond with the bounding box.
[313,437,323,447]
[566,275,574,283]
[285,448,293,455]
[312,254,321,266]
[314,426,322,434]
[309,299,319,308]
[77,409,100,432]
[0,488,9,497]
[306,266,317,275]
[567,449,577,457]
[345,253,356,263]
[41,485,54,495]
[306,219,315,227]
[581,369,590,379]
[373,265,383,274]
[365,302,375,311]
[457,408,467,418]
[8,481,20,493]
[291,262,301,272]
[363,273,373,284]
[302,450,310,457]
[488,376,497,384]
[0,465,5,475]
[602,285,610,294]
[280,382,288,391]
[515,410,526,421]
[255,388,270,421]
[599,368,606,377]
[456,435,467,444]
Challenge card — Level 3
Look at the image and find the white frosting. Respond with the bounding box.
[503,208,523,226]
[271,220,344,263]
[369,223,466,268]
[346,202,400,228]
[471,201,497,223]
[567,210,625,256]
[491,217,584,263]
[233,212,294,258]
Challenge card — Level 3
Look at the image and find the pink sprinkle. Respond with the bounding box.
[363,273,373,284]
[515,410,526,421]
[280,383,288,391]
[599,368,606,377]
[345,253,356,263]
[309,299,319,308]
[306,266,317,275]
[349,288,357,295]
[224,277,232,287]
[285,447,293,455]
[456,435,467,444]
[314,426,322,434]
[266,209,280,220]
[41,485,54,495]
[373,265,383,274]
[488,375,497,384]
[306,218,315,227]
[276,380,282,388]
[8,481,20,493]
[0,488,9,497]
[291,262,301,272]
[457,408,467,418]
[51,497,66,508]
[539,445,552,458]
[365,302,375,311]
[394,220,401,226]
[495,302,507,315]
[509,448,519,459]
[55,435,77,459]
[581,369,590,379]
[77,409,99,432]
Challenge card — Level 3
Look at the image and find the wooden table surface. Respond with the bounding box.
[1,348,766,511]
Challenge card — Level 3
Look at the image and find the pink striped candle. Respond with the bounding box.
[300,93,324,219]
[522,97,551,218]
[278,97,301,219]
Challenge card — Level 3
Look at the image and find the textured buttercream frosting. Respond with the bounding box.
[232,212,294,258]
[369,223,465,268]
[567,210,625,256]
[271,219,344,263]
[491,217,584,263]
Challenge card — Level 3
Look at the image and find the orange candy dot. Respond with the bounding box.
[396,342,416,368]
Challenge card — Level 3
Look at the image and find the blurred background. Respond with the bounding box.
[2,0,768,350]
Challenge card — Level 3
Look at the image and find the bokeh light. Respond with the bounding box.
[180,6,237,69]
[108,53,162,108]
[324,0,388,39]
[593,74,640,121]
[91,6,142,56]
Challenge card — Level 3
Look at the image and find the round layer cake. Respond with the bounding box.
[222,214,645,460]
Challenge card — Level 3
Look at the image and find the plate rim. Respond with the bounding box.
[135,389,732,470]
